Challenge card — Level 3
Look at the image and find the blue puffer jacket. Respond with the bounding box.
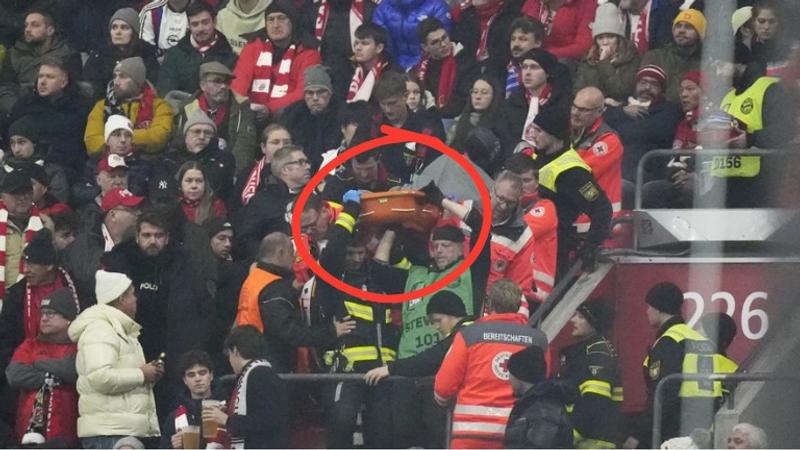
[372,0,452,70]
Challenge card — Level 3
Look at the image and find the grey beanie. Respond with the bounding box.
[304,65,333,93]
[114,57,147,88]
[592,3,625,39]
[183,110,218,135]
[110,8,141,37]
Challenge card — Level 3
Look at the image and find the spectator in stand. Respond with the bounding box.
[139,0,190,55]
[318,100,371,170]
[345,24,394,103]
[62,188,144,305]
[618,0,682,54]
[50,211,79,251]
[605,65,682,195]
[83,8,160,100]
[320,151,402,203]
[506,48,571,146]
[68,270,163,449]
[174,62,257,175]
[279,65,343,171]
[575,3,641,106]
[448,75,514,157]
[101,211,214,416]
[217,0,270,55]
[6,288,79,448]
[435,279,548,449]
[521,0,596,61]
[177,161,227,225]
[570,86,624,223]
[73,153,134,236]
[372,71,446,182]
[0,9,82,115]
[727,423,768,449]
[157,1,237,97]
[0,118,69,203]
[203,325,289,448]
[236,144,310,261]
[412,18,480,119]
[497,17,545,97]
[232,0,322,121]
[372,0,451,70]
[27,164,68,217]
[8,57,90,183]
[750,0,800,81]
[404,76,430,113]
[504,345,574,448]
[238,124,292,207]
[84,57,174,157]
[452,0,524,70]
[641,8,705,103]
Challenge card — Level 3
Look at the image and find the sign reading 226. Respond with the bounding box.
[684,291,769,340]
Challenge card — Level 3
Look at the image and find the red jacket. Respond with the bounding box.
[434,313,548,448]
[180,197,227,224]
[524,199,558,303]
[232,37,321,112]
[522,0,596,60]
[489,219,535,304]
[9,338,78,447]
[574,118,623,231]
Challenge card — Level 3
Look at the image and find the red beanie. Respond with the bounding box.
[682,70,702,87]
[637,64,667,90]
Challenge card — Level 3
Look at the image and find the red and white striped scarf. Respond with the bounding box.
[631,1,651,54]
[250,42,297,104]
[191,33,219,54]
[241,157,268,206]
[228,359,273,449]
[347,59,387,102]
[0,204,43,300]
[315,0,365,48]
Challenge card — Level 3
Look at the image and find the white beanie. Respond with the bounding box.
[104,114,134,143]
[95,270,133,305]
[592,2,625,39]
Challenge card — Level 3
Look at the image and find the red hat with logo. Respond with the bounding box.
[101,188,144,213]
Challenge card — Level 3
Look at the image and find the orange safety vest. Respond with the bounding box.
[236,266,282,332]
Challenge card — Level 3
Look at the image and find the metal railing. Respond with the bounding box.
[651,372,800,448]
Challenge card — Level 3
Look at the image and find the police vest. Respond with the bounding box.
[236,266,281,332]
[644,323,736,398]
[539,149,593,194]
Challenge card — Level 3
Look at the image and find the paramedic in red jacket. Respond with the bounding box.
[231,0,322,120]
[434,279,548,449]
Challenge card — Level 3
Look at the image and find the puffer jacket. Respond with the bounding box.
[68,303,160,439]
[372,0,452,70]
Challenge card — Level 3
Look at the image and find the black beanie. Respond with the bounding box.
[8,117,40,143]
[431,225,464,243]
[24,229,57,266]
[265,0,298,26]
[645,282,684,316]
[576,301,615,333]
[532,106,571,143]
[426,290,467,317]
[516,48,558,76]
[699,312,738,351]
[507,345,547,384]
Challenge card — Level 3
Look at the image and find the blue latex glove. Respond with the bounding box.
[343,190,363,204]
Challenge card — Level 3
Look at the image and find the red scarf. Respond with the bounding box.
[249,41,297,105]
[23,269,78,340]
[631,1,650,54]
[241,157,267,206]
[197,95,229,127]
[347,58,387,102]
[474,0,505,61]
[416,45,458,108]
[315,0,365,43]
[191,33,218,54]
[134,85,157,129]
[524,83,552,106]
[0,204,43,301]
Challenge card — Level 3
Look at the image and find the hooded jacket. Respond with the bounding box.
[217,0,271,54]
[503,380,576,449]
[67,304,160,438]
[372,0,452,70]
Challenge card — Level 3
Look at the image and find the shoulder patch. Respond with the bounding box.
[592,141,608,156]
[530,206,545,217]
[579,182,600,202]
[493,258,508,273]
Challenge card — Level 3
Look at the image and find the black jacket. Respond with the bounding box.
[504,380,576,449]
[211,258,249,374]
[83,39,160,100]
[161,138,236,202]
[505,83,572,142]
[234,178,296,262]
[257,262,337,373]
[454,0,524,78]
[377,108,447,183]
[226,360,290,449]
[60,225,105,304]
[278,97,343,171]
[159,387,228,449]
[318,0,377,96]
[387,318,472,377]
[412,50,481,119]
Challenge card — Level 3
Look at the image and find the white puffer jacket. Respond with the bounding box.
[68,304,160,438]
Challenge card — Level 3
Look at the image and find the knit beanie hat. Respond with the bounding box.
[507,345,547,384]
[40,288,79,321]
[682,70,702,87]
[645,282,684,315]
[516,48,558,76]
[431,225,465,243]
[592,2,625,39]
[183,110,218,135]
[95,270,133,305]
[114,57,147,88]
[637,64,667,90]
[532,106,571,143]
[576,301,615,333]
[8,117,40,143]
[203,217,233,239]
[265,0,298,28]
[110,8,141,36]
[304,65,333,93]
[104,114,134,143]
[426,290,467,317]
[732,6,753,35]
[24,229,56,266]
[673,8,706,40]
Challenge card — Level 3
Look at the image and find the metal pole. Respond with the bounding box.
[444,406,453,448]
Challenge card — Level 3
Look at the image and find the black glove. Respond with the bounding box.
[419,181,445,206]
[580,245,599,273]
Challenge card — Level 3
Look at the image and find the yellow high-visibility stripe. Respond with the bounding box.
[579,380,612,398]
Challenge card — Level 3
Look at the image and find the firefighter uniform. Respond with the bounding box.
[524,199,558,303]
[434,313,548,448]
[573,118,624,232]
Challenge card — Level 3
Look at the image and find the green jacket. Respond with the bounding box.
[574,39,641,103]
[640,42,701,104]
[156,33,237,96]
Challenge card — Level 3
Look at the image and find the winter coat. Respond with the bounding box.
[67,303,160,438]
[6,336,78,447]
[0,156,69,203]
[278,97,343,170]
[318,0,377,96]
[225,360,290,448]
[217,0,270,54]
[100,240,215,378]
[72,151,153,207]
[174,92,258,174]
[503,380,576,449]
[210,258,249,374]
[83,40,161,100]
[574,38,641,103]
[234,178,295,261]
[447,110,516,165]
[0,35,82,114]
[160,139,236,202]
[640,42,701,104]
[60,226,105,305]
[505,84,572,142]
[372,0,452,70]
[8,89,91,182]
[453,0,523,74]
[521,0,596,60]
[156,33,237,96]
[410,46,481,119]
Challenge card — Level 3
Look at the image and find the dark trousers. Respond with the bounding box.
[389,379,447,449]
[324,380,395,448]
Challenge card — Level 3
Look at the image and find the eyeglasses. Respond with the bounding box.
[571,103,602,114]
[285,158,310,167]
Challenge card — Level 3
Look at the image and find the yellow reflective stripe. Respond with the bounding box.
[335,212,356,233]
[573,428,617,448]
[381,348,397,361]
[579,380,612,398]
[565,404,574,413]
[612,387,624,402]
[393,257,412,270]
[344,301,374,321]
[341,346,396,363]
[385,309,392,324]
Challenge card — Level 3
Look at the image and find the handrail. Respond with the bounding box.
[651,372,800,448]
[633,148,793,210]
[528,259,583,327]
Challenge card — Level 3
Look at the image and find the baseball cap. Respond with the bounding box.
[97,154,129,173]
[101,188,144,213]
[1,169,33,194]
